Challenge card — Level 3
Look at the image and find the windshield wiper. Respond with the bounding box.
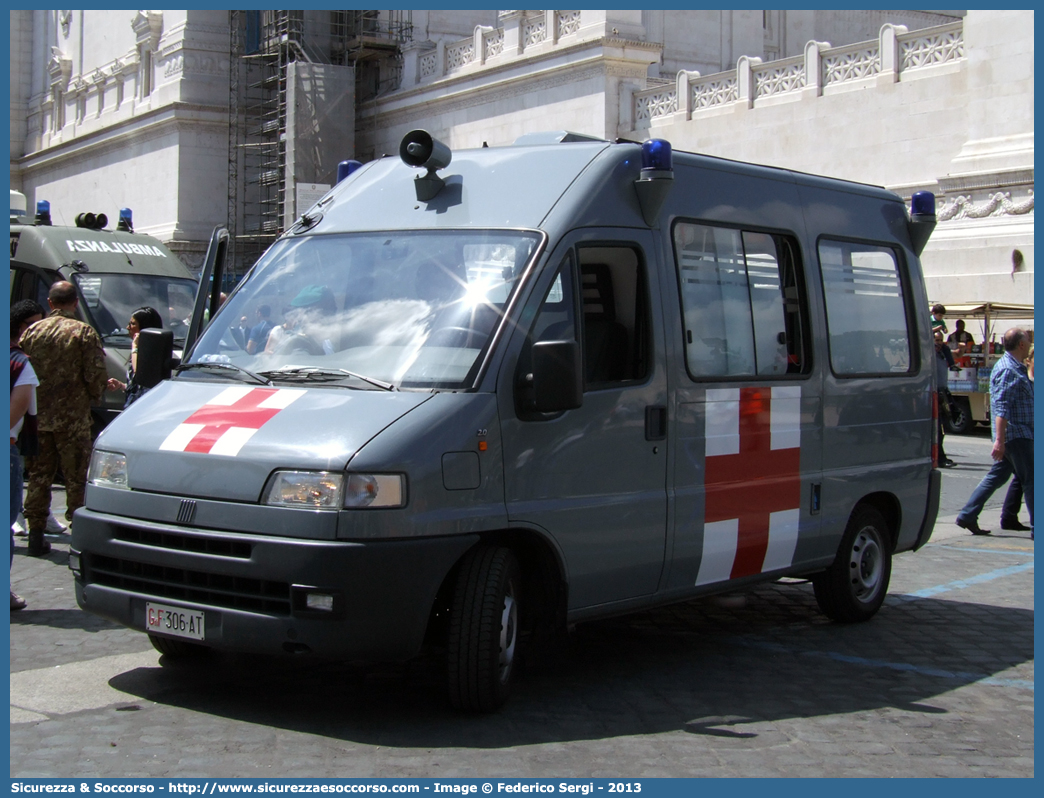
[258,367,396,392]
[176,361,273,386]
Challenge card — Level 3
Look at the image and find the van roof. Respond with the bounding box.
[301,136,900,239]
[309,140,614,234]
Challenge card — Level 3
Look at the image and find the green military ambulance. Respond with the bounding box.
[10,194,198,431]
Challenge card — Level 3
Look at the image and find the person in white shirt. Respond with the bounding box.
[10,300,44,610]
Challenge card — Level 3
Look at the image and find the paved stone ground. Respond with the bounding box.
[9,431,1033,778]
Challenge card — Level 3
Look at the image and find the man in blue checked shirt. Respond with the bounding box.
[956,327,1034,538]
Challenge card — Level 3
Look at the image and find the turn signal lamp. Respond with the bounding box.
[344,474,406,509]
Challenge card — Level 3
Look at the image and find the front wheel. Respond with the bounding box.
[446,546,521,712]
[813,507,892,623]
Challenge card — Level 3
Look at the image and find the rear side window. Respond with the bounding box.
[673,221,809,379]
[818,239,912,376]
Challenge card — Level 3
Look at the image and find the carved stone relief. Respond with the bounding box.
[938,191,1034,222]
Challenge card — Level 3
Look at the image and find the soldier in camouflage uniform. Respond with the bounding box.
[18,282,108,556]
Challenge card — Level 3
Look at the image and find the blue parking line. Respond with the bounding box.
[731,637,1034,691]
[940,546,1035,556]
[728,557,1037,692]
[889,561,1034,602]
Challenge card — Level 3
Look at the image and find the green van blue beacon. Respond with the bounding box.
[11,199,199,431]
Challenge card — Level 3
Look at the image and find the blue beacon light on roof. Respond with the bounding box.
[907,191,937,257]
[641,139,673,174]
[337,160,363,184]
[910,191,936,217]
[35,200,52,226]
[634,139,675,226]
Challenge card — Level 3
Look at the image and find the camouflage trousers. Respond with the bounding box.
[23,428,92,533]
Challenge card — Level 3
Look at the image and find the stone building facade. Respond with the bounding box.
[11,9,1031,314]
[10,10,232,268]
[627,11,1034,308]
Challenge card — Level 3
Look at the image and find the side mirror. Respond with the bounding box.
[526,340,583,413]
[135,328,175,390]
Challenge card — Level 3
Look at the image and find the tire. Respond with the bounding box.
[813,507,892,623]
[149,633,209,660]
[446,546,521,712]
[943,397,973,435]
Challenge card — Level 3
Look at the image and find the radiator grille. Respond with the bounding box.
[87,553,291,615]
[113,526,252,559]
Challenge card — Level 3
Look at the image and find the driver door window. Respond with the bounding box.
[530,257,577,347]
[577,246,650,387]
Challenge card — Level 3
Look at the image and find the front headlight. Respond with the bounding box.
[344,474,406,509]
[88,451,129,490]
[262,471,344,509]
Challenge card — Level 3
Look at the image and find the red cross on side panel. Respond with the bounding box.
[704,386,801,579]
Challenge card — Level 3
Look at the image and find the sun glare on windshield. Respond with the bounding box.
[187,231,541,390]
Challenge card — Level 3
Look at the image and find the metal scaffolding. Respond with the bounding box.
[226,10,412,278]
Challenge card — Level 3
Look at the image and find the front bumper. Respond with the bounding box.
[71,507,477,659]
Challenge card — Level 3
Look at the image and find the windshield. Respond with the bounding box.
[73,273,197,347]
[186,230,541,390]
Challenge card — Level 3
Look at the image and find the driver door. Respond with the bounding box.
[185,227,229,354]
[498,231,668,609]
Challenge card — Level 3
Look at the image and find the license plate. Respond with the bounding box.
[146,601,205,641]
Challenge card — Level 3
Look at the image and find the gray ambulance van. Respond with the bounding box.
[71,132,941,711]
[10,200,198,429]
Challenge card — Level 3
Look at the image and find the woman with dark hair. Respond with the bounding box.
[106,307,164,407]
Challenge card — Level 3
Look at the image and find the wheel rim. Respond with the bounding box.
[849,526,884,603]
[498,584,518,684]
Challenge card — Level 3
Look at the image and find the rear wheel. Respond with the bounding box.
[813,507,892,622]
[149,633,209,659]
[446,546,521,712]
[943,396,973,434]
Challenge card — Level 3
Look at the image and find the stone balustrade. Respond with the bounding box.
[404,10,584,87]
[632,20,964,130]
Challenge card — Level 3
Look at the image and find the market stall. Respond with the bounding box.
[934,302,1034,433]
